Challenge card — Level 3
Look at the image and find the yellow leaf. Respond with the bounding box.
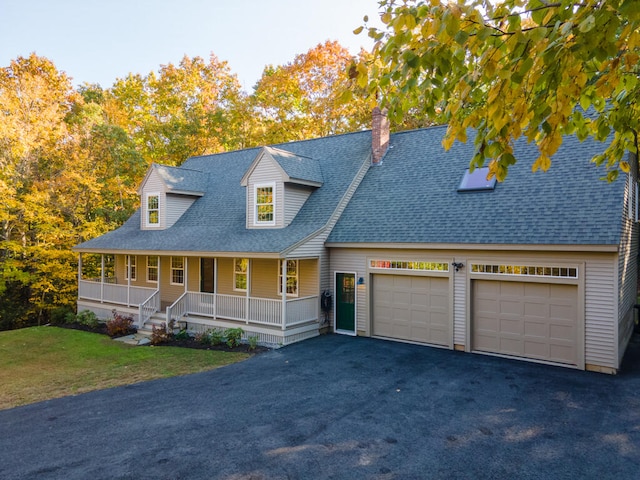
[620,161,630,173]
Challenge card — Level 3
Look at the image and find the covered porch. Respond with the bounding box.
[76,253,321,345]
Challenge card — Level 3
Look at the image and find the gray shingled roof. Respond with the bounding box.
[327,126,625,245]
[267,147,324,185]
[75,131,371,254]
[153,164,208,194]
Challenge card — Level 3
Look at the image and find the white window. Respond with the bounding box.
[170,257,184,285]
[146,193,160,226]
[470,264,578,279]
[234,258,248,291]
[125,255,137,281]
[278,260,298,296]
[254,183,275,225]
[147,256,158,283]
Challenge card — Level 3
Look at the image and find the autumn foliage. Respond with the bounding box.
[0,43,371,330]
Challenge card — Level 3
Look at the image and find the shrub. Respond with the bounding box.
[248,335,258,351]
[150,324,171,345]
[224,327,244,348]
[209,328,224,346]
[175,329,190,340]
[106,311,135,337]
[76,310,100,329]
[195,330,211,345]
[49,307,74,325]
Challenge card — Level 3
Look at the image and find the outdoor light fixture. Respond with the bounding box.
[452,262,464,272]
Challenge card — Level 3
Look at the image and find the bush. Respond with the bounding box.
[175,329,190,340]
[106,311,135,337]
[76,310,100,329]
[49,307,74,325]
[195,330,211,345]
[150,324,171,345]
[248,335,258,351]
[224,327,244,348]
[209,328,224,346]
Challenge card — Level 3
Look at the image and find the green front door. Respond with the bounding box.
[335,273,356,334]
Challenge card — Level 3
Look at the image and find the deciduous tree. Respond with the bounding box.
[356,0,640,180]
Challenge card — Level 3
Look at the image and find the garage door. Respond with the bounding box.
[372,274,450,346]
[472,280,578,365]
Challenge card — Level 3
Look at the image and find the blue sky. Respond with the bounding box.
[1,0,383,91]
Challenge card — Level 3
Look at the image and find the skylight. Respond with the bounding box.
[458,167,497,192]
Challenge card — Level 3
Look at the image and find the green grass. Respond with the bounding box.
[0,326,249,410]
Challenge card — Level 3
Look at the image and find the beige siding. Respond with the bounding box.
[330,247,620,370]
[284,185,312,226]
[299,259,318,297]
[159,256,187,304]
[252,258,278,298]
[115,254,147,287]
[217,257,240,296]
[585,260,617,368]
[166,194,197,228]
[453,257,467,347]
[246,157,284,228]
[187,257,199,292]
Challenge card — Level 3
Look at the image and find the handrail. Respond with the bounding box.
[138,290,160,328]
[166,291,189,330]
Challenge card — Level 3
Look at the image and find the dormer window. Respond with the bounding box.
[255,183,275,225]
[146,193,160,226]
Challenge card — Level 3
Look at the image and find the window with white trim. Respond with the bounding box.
[234,258,248,291]
[278,260,298,296]
[147,256,158,283]
[125,255,137,281]
[470,264,578,279]
[146,193,160,226]
[370,260,449,272]
[170,257,184,285]
[254,183,275,225]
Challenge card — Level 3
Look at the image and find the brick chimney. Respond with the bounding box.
[372,107,389,165]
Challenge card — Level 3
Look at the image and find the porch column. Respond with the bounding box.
[214,258,218,318]
[100,254,105,303]
[184,256,188,294]
[127,254,131,307]
[281,259,287,331]
[157,256,161,306]
[246,259,251,324]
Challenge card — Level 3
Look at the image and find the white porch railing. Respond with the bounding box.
[166,292,318,329]
[286,296,318,326]
[78,279,157,308]
[138,290,160,328]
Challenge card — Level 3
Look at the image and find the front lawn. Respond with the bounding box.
[0,326,249,410]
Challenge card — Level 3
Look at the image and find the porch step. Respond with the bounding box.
[139,313,167,335]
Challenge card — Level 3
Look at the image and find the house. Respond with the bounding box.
[74,109,638,373]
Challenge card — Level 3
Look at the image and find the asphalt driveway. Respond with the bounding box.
[2,334,640,480]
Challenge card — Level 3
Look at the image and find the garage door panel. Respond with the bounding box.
[500,317,524,335]
[373,274,450,346]
[473,280,578,366]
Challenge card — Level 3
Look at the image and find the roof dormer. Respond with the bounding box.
[138,163,206,230]
[241,147,323,229]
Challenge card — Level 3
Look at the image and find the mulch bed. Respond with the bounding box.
[54,322,270,354]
